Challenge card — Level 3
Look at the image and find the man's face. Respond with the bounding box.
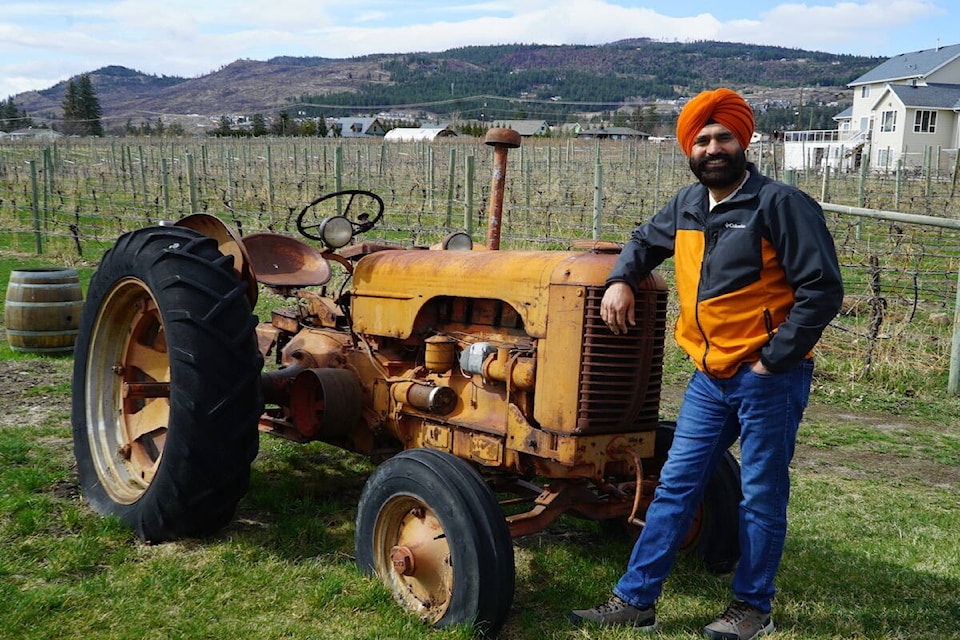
[688,123,747,189]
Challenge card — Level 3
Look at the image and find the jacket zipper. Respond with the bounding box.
[696,223,720,375]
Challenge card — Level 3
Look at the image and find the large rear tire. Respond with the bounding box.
[355,449,515,636]
[71,225,263,542]
[653,421,742,574]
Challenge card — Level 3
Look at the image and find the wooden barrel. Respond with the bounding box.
[4,268,84,354]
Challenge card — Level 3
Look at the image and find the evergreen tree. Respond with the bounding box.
[299,119,317,137]
[62,74,104,136]
[0,97,33,132]
[215,115,233,136]
[638,104,659,133]
[251,113,267,137]
[271,110,298,136]
[78,74,104,136]
[62,79,81,135]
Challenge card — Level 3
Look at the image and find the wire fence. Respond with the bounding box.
[2,136,959,391]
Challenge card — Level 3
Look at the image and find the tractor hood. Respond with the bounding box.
[350,249,619,339]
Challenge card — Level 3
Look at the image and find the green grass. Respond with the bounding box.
[1,251,959,638]
[1,411,957,639]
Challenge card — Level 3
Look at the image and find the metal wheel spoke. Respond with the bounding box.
[124,398,169,442]
[125,339,168,381]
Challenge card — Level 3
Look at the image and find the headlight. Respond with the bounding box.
[441,232,474,251]
[318,216,354,249]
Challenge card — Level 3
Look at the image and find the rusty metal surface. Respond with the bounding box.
[238,174,677,541]
[533,279,667,436]
[242,232,332,287]
[483,127,521,250]
[351,249,617,339]
[376,498,452,622]
[576,285,667,433]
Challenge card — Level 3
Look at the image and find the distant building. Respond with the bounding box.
[578,125,649,140]
[491,119,550,137]
[551,122,583,137]
[6,127,63,141]
[329,117,387,138]
[384,125,458,141]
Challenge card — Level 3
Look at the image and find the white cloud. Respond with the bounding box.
[0,0,954,99]
[722,0,944,53]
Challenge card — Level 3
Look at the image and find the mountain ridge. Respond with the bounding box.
[11,39,883,129]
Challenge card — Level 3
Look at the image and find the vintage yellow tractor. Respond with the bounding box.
[71,129,741,636]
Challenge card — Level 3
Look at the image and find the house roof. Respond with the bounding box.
[7,127,63,139]
[832,106,853,121]
[578,126,649,138]
[491,120,548,136]
[850,42,960,86]
[886,82,960,110]
[333,117,384,137]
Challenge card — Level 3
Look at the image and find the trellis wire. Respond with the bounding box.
[2,136,960,390]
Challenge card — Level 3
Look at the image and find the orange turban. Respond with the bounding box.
[676,88,755,156]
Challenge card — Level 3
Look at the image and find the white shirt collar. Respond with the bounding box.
[708,169,751,211]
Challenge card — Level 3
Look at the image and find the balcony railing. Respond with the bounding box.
[783,129,869,144]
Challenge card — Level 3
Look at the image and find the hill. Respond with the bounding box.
[12,39,882,131]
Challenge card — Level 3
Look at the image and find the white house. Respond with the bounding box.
[784,42,960,172]
[328,117,387,138]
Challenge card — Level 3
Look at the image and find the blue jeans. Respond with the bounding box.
[614,359,814,614]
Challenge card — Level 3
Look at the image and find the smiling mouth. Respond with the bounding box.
[702,161,728,172]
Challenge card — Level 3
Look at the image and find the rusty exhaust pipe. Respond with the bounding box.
[483,128,521,250]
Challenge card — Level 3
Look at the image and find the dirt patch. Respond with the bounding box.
[0,356,73,429]
[797,403,960,490]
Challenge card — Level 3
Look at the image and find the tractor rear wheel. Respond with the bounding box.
[355,448,514,636]
[652,421,742,574]
[71,225,262,542]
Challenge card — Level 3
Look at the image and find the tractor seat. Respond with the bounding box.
[242,232,332,288]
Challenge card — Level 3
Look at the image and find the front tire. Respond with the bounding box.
[355,449,515,636]
[71,225,263,542]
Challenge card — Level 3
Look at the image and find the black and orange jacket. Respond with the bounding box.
[608,163,844,378]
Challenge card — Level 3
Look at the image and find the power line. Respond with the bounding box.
[285,93,646,111]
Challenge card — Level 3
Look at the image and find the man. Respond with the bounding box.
[570,88,844,639]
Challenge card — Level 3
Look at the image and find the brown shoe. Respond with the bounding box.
[703,600,774,639]
[570,594,657,630]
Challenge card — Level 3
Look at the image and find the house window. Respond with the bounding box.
[878,148,892,167]
[914,110,937,133]
[861,86,870,98]
[880,110,897,133]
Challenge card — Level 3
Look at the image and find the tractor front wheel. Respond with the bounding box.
[355,448,514,636]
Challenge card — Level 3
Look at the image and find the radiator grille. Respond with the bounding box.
[575,285,667,434]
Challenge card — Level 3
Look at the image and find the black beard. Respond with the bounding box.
[689,149,747,189]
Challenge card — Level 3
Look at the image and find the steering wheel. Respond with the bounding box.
[296,189,385,243]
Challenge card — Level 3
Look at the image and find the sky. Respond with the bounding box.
[1,0,957,100]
